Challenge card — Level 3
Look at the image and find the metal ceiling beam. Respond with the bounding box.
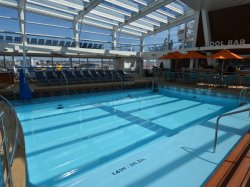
[74,0,103,22]
[115,0,174,31]
[143,10,196,37]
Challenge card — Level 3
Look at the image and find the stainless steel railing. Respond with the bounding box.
[0,111,13,187]
[61,72,69,96]
[0,95,19,166]
[213,107,250,153]
[239,87,250,105]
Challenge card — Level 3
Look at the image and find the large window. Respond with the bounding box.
[143,19,195,51]
[30,57,53,68]
[53,57,70,68]
[87,58,102,69]
[5,56,15,70]
[26,12,73,38]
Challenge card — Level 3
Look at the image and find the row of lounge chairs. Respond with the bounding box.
[33,69,134,86]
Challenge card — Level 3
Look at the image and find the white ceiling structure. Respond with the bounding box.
[0,0,195,37]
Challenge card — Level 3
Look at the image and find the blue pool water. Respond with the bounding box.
[14,88,249,187]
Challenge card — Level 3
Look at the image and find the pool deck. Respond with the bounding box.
[1,80,249,186]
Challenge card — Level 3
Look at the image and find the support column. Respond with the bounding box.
[192,11,200,48]
[140,37,144,52]
[112,30,117,50]
[201,9,214,66]
[73,21,79,48]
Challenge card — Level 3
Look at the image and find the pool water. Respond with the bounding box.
[14,88,246,186]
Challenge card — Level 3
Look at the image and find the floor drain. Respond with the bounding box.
[57,104,64,109]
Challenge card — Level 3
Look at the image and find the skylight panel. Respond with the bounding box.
[45,0,83,10]
[85,13,119,26]
[129,21,154,31]
[156,9,176,19]
[146,12,168,24]
[98,4,131,17]
[139,17,160,27]
[105,0,139,12]
[165,3,184,15]
[118,28,142,36]
[90,6,125,22]
[124,25,148,33]
[27,0,78,15]
[80,18,113,30]
[26,5,73,20]
[132,0,147,6]
[0,0,17,8]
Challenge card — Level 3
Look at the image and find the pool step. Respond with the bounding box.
[205,132,250,187]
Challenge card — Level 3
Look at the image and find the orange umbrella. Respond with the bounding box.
[179,51,207,59]
[208,49,243,74]
[208,49,243,60]
[159,51,183,60]
[244,55,250,59]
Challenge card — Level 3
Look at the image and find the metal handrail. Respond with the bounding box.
[239,87,250,104]
[213,107,250,153]
[115,72,123,91]
[61,72,69,96]
[0,111,13,187]
[0,95,19,166]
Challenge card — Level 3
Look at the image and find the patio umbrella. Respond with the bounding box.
[159,51,183,60]
[159,51,183,71]
[244,55,250,59]
[208,49,243,73]
[179,51,207,59]
[179,51,207,69]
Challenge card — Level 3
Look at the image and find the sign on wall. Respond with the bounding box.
[208,39,246,46]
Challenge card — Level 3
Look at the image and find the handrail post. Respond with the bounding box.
[61,72,69,96]
[213,116,221,153]
[213,108,250,153]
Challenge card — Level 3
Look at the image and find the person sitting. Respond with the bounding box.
[56,63,62,71]
[226,63,235,74]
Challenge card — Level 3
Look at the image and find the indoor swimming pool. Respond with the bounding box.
[14,88,250,187]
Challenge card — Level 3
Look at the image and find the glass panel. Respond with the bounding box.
[185,20,195,48]
[0,7,19,32]
[30,57,53,69]
[53,57,70,68]
[14,56,30,68]
[0,56,5,70]
[5,56,15,70]
[169,23,185,50]
[79,58,88,69]
[87,58,102,69]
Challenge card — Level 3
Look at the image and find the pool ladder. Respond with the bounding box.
[151,68,161,93]
[239,87,250,105]
[0,95,20,187]
[213,107,250,153]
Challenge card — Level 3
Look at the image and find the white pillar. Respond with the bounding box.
[112,30,117,50]
[201,9,211,46]
[201,10,215,66]
[18,0,27,70]
[192,11,200,48]
[73,21,79,48]
[140,37,144,52]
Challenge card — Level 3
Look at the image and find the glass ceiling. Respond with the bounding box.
[0,0,194,37]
